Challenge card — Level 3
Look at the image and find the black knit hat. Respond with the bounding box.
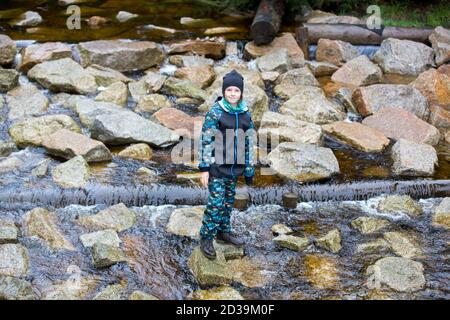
[222,69,244,95]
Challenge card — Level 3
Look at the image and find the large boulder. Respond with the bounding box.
[42,129,112,162]
[0,68,19,93]
[86,64,132,87]
[152,107,203,140]
[372,38,434,76]
[117,143,153,161]
[316,39,359,67]
[6,84,49,120]
[174,65,216,89]
[9,114,81,147]
[75,100,180,147]
[168,38,226,60]
[350,217,390,234]
[352,84,428,119]
[366,257,425,292]
[410,68,450,106]
[279,89,345,124]
[259,111,322,144]
[52,155,90,188]
[0,35,16,66]
[391,139,438,176]
[432,197,450,229]
[0,244,29,277]
[244,33,304,67]
[23,208,75,251]
[362,107,441,146]
[95,81,128,107]
[322,121,390,152]
[76,203,136,232]
[19,42,72,72]
[166,206,204,239]
[331,55,382,87]
[77,40,165,72]
[28,58,98,94]
[428,26,450,66]
[266,142,340,182]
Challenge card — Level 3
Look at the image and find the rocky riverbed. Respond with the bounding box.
[0,5,449,299]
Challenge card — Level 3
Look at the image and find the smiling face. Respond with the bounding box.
[224,86,242,106]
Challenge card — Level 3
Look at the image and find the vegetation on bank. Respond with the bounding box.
[195,0,449,28]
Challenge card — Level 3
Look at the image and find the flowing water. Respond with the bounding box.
[0,0,449,300]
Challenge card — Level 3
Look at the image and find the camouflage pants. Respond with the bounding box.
[200,176,237,240]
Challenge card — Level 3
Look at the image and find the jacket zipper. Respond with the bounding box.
[231,112,238,177]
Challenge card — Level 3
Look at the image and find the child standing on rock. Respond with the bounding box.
[197,70,255,260]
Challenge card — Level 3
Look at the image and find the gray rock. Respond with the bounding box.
[271,224,293,235]
[273,234,310,251]
[135,94,172,113]
[350,216,390,234]
[0,276,35,300]
[31,158,50,177]
[305,60,338,76]
[333,87,358,114]
[77,203,136,232]
[0,35,17,66]
[43,129,112,162]
[0,220,18,244]
[256,48,291,73]
[6,84,49,120]
[116,11,138,22]
[162,77,207,102]
[316,229,341,253]
[79,229,121,248]
[117,143,153,161]
[377,195,423,217]
[274,84,323,100]
[275,67,319,87]
[373,38,434,76]
[77,40,164,72]
[28,58,97,94]
[366,257,425,292]
[331,55,382,87]
[50,93,90,111]
[391,139,438,176]
[75,100,180,147]
[19,42,72,72]
[0,68,19,93]
[24,208,75,251]
[168,55,214,67]
[432,197,450,229]
[14,11,43,27]
[316,39,359,66]
[92,243,126,268]
[187,247,233,286]
[383,232,421,259]
[0,244,29,277]
[95,81,128,106]
[9,114,81,147]
[86,64,132,87]
[267,142,340,182]
[52,155,90,189]
[166,206,204,239]
[429,26,450,66]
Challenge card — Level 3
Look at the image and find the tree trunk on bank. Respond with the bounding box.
[250,0,285,45]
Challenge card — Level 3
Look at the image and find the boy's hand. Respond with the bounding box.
[200,171,209,188]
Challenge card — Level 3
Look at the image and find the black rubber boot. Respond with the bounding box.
[200,238,216,260]
[216,232,244,247]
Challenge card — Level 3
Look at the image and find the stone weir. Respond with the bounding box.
[0,179,448,209]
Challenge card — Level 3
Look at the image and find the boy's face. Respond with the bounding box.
[224,86,241,105]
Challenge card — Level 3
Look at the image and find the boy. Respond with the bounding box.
[198,69,255,260]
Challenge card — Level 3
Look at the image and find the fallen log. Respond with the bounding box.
[301,23,434,45]
[250,0,285,45]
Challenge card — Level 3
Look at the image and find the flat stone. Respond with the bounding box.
[366,257,425,292]
[429,26,450,66]
[92,243,126,268]
[432,197,450,229]
[6,84,49,120]
[267,142,340,182]
[168,38,226,60]
[0,35,16,66]
[316,229,342,253]
[166,206,204,239]
[117,143,153,161]
[322,121,390,152]
[77,203,136,232]
[86,64,132,87]
[273,234,310,251]
[79,229,121,248]
[152,107,203,140]
[362,107,441,145]
[391,139,438,176]
[52,155,90,188]
[28,58,97,94]
[135,94,172,113]
[0,276,35,300]
[350,216,390,234]
[192,285,243,300]
[378,195,423,217]
[9,114,81,147]
[331,55,382,87]
[77,40,165,72]
[187,247,233,286]
[95,81,128,106]
[43,129,112,162]
[373,38,434,76]
[19,42,72,72]
[316,39,359,66]
[352,84,428,119]
[383,232,421,259]
[0,220,18,244]
[0,244,29,277]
